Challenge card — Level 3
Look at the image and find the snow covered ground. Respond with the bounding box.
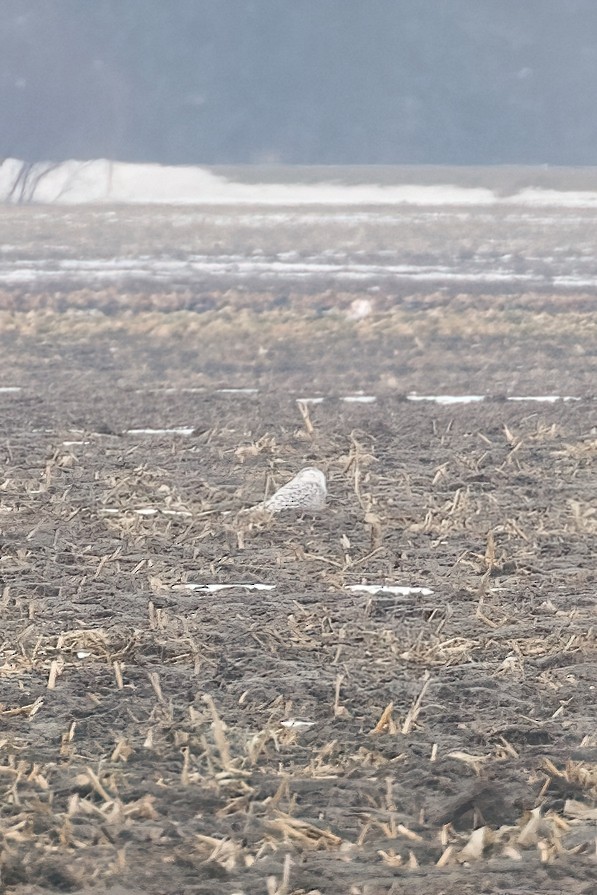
[3,157,597,207]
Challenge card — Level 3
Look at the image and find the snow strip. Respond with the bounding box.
[346,585,434,596]
[126,427,195,436]
[280,719,316,729]
[216,388,259,394]
[507,395,581,403]
[406,395,486,405]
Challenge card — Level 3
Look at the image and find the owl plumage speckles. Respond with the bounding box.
[253,467,327,514]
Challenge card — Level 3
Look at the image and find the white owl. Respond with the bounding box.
[253,467,327,514]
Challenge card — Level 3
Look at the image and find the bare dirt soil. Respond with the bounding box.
[0,206,596,895]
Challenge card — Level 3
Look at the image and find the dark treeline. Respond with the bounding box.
[2,0,597,166]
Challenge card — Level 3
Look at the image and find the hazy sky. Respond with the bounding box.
[2,1,597,165]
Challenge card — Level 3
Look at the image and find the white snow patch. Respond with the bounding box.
[138,387,206,394]
[280,719,316,729]
[342,395,377,403]
[217,388,259,394]
[346,585,435,596]
[407,394,583,405]
[0,387,21,393]
[553,276,597,288]
[126,427,195,436]
[0,158,498,206]
[512,187,597,208]
[406,395,486,405]
[507,395,581,403]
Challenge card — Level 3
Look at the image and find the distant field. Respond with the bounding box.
[1,200,597,300]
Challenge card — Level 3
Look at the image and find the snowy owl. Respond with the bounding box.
[253,467,327,514]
